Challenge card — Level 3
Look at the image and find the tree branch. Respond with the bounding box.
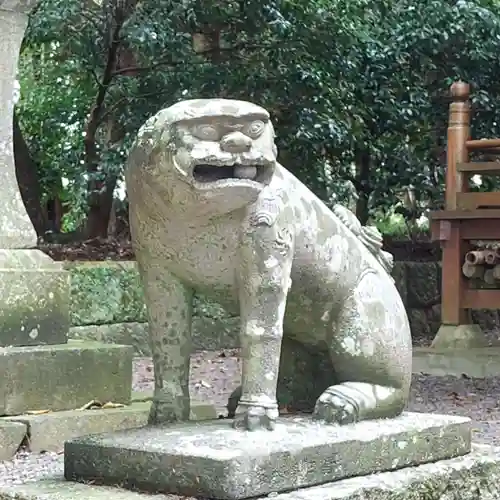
[111,42,267,77]
[99,88,179,125]
[111,56,186,76]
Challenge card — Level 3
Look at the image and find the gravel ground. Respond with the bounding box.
[1,349,500,488]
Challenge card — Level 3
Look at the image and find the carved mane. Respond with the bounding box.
[332,205,394,275]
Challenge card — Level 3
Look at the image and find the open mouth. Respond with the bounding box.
[193,164,266,183]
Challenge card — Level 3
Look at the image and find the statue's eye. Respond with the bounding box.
[191,124,220,141]
[243,120,265,138]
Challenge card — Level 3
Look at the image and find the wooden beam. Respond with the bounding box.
[429,209,500,220]
[463,289,500,309]
[461,219,500,239]
[467,138,500,150]
[456,192,500,210]
[457,162,500,175]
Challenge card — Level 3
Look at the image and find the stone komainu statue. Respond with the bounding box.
[125,99,412,431]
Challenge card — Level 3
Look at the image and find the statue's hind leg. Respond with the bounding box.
[313,270,412,425]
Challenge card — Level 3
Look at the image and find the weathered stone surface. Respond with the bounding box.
[130,391,220,419]
[126,99,412,431]
[5,401,217,453]
[0,420,26,461]
[2,445,500,499]
[64,413,470,499]
[406,261,440,308]
[413,346,500,377]
[69,317,240,355]
[0,1,39,14]
[431,324,487,349]
[0,341,133,416]
[68,262,147,326]
[70,323,150,355]
[0,250,69,347]
[0,3,38,247]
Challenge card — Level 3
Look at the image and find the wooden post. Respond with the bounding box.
[446,81,470,209]
[441,82,471,326]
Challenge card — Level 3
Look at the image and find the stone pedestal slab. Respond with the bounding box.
[0,250,69,347]
[64,412,471,500]
[413,346,500,377]
[0,420,26,460]
[0,445,499,500]
[4,401,217,454]
[0,341,133,416]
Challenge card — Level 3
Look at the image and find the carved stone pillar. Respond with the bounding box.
[0,0,39,248]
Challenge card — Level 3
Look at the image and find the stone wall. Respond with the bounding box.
[66,261,499,355]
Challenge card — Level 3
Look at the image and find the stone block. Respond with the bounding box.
[129,391,219,419]
[69,317,240,355]
[407,304,441,345]
[0,341,133,416]
[413,346,500,377]
[0,420,26,461]
[70,323,151,356]
[431,324,487,349]
[471,309,500,332]
[6,401,217,453]
[68,262,147,326]
[2,445,500,500]
[64,412,471,500]
[390,261,407,306]
[0,249,69,347]
[406,261,440,308]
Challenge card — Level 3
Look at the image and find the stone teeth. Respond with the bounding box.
[233,165,257,179]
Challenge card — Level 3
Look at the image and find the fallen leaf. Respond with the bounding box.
[101,402,126,409]
[25,409,51,415]
[78,400,103,410]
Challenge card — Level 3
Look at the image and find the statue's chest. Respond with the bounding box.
[165,222,241,289]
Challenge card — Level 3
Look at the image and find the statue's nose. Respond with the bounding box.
[220,131,252,153]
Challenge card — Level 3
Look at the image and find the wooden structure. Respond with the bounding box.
[430,81,500,331]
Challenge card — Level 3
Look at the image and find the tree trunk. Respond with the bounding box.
[85,175,118,239]
[13,112,47,236]
[354,150,372,225]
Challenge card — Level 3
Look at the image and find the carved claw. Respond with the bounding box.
[232,403,279,431]
[312,386,361,425]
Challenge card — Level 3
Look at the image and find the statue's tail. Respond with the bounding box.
[332,205,394,276]
[359,226,394,275]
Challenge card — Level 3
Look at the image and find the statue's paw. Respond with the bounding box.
[312,385,360,425]
[232,403,279,431]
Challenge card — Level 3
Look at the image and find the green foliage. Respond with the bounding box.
[15,0,500,235]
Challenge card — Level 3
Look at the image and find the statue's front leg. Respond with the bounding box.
[136,252,193,425]
[234,220,294,431]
